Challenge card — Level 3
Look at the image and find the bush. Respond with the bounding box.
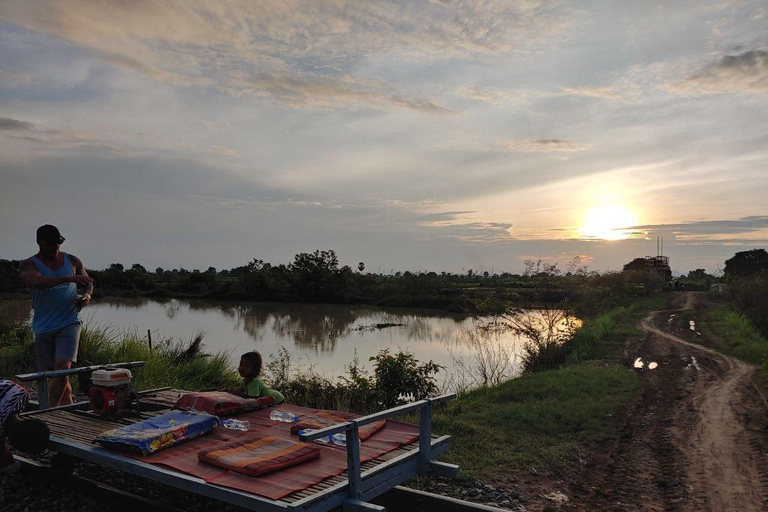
[265,347,443,413]
[725,273,768,337]
[370,349,443,408]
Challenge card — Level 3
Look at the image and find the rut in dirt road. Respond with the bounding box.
[567,293,768,512]
[641,309,768,512]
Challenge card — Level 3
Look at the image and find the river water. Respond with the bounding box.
[1,298,542,387]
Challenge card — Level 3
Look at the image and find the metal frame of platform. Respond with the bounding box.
[17,371,459,512]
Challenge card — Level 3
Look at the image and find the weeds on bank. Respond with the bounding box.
[432,363,639,481]
[674,306,768,366]
[430,295,666,479]
[265,347,443,414]
[0,320,240,392]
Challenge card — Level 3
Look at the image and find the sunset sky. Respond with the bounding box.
[1,1,766,274]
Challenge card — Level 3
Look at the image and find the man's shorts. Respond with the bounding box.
[34,322,81,370]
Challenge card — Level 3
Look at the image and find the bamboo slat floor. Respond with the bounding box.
[34,388,430,508]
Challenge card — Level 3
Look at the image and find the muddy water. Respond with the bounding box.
[1,298,540,382]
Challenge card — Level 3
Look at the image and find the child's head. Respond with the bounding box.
[7,416,50,454]
[238,351,263,380]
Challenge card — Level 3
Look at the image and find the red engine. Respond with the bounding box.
[89,368,136,416]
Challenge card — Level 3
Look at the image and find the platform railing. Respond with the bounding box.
[298,393,459,512]
[16,361,147,410]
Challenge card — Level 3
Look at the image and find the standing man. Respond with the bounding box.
[20,225,94,407]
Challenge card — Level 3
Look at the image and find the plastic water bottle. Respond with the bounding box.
[298,429,331,444]
[269,410,299,423]
[331,433,361,447]
[221,418,250,431]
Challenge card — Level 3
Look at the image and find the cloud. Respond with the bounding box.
[416,211,476,222]
[2,0,570,113]
[0,117,36,131]
[559,86,630,102]
[209,146,238,157]
[431,221,515,243]
[229,72,452,114]
[667,49,768,96]
[504,139,592,152]
[0,116,238,160]
[102,53,195,86]
[630,216,768,237]
[0,69,34,84]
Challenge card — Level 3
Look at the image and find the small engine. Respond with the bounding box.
[89,368,137,416]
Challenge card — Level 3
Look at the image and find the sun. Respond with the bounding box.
[579,204,639,240]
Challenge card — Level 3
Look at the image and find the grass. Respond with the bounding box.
[672,304,768,398]
[0,294,667,485]
[568,296,667,363]
[425,296,667,482]
[672,306,768,366]
[431,363,638,481]
[0,320,240,392]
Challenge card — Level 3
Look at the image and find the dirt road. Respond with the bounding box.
[565,292,768,512]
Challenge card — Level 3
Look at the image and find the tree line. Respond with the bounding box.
[1,248,766,320]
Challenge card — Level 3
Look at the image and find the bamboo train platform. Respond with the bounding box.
[20,382,459,512]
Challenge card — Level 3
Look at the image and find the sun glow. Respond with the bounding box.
[579,204,639,240]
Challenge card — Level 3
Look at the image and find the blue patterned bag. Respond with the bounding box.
[93,410,220,455]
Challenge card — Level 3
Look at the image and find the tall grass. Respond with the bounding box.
[1,320,240,392]
[447,320,520,394]
[683,307,768,365]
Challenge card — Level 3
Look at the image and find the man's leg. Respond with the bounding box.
[50,323,81,407]
[34,331,56,407]
[49,359,73,406]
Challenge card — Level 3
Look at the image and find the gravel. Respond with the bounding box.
[2,452,528,512]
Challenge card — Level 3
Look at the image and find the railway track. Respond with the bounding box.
[13,454,510,512]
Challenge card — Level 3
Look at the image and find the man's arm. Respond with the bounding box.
[19,258,93,290]
[70,255,94,307]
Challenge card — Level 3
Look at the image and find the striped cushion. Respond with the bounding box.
[198,436,321,477]
[290,411,386,441]
[174,391,268,417]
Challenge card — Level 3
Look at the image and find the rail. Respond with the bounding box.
[16,361,147,410]
[298,393,459,511]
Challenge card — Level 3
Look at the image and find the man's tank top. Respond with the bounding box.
[30,253,78,334]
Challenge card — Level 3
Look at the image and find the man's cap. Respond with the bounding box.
[36,225,64,244]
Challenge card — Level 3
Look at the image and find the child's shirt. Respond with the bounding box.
[0,380,29,435]
[243,378,285,404]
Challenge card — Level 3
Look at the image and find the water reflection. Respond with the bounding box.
[0,298,531,379]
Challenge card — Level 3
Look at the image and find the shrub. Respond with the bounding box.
[724,273,768,337]
[264,347,443,413]
[370,349,443,408]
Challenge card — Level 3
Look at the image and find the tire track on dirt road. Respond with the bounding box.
[566,292,768,512]
[640,299,768,512]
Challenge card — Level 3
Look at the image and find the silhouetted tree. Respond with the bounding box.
[724,249,768,278]
[623,258,646,272]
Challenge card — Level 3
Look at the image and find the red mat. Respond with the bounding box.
[135,405,419,500]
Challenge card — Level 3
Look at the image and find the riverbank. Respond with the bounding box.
[398,296,666,510]
[1,294,672,511]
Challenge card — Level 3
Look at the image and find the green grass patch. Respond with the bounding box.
[674,306,768,365]
[0,320,240,392]
[432,362,638,481]
[568,296,667,363]
[427,296,667,481]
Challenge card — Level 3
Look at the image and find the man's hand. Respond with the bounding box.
[69,275,93,287]
[73,293,91,309]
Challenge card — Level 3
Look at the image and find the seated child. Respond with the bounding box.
[223,351,285,405]
[1,380,50,473]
